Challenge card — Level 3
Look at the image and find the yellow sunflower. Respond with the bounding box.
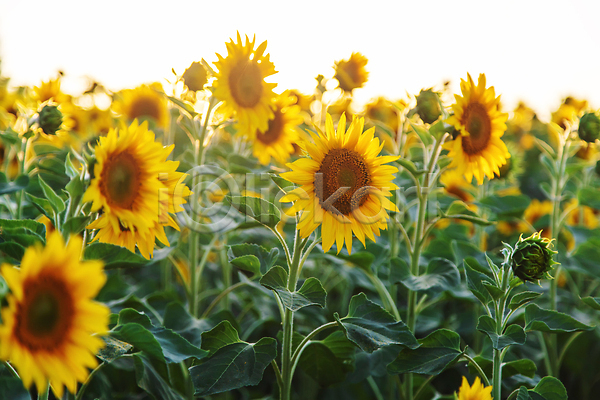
[83,120,190,258]
[280,113,399,254]
[440,169,475,203]
[444,73,510,184]
[252,93,303,165]
[33,77,70,104]
[213,33,277,137]
[112,83,168,128]
[334,52,369,93]
[0,231,109,398]
[456,376,492,400]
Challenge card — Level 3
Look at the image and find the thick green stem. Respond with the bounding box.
[492,262,510,399]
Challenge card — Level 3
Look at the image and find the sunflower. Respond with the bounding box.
[83,120,190,258]
[440,169,475,203]
[456,376,492,400]
[0,231,109,398]
[252,93,303,165]
[444,73,510,184]
[213,33,277,137]
[280,113,399,254]
[33,77,70,104]
[112,83,168,128]
[334,52,369,93]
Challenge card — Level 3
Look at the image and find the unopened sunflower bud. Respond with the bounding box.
[38,104,63,135]
[182,62,208,92]
[578,112,600,143]
[416,89,441,124]
[510,231,558,282]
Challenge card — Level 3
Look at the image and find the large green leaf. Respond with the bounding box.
[133,354,185,400]
[259,266,326,311]
[334,293,419,353]
[391,257,459,295]
[226,195,281,228]
[476,316,526,350]
[38,175,65,213]
[581,296,600,311]
[25,193,54,218]
[533,376,568,400]
[578,187,600,210]
[468,356,536,379]
[478,194,531,217]
[189,321,277,396]
[0,377,30,400]
[510,291,543,311]
[525,304,594,333]
[0,173,29,195]
[572,238,600,278]
[464,258,495,305]
[228,243,279,276]
[387,329,462,375]
[0,218,46,238]
[84,243,169,269]
[298,341,350,386]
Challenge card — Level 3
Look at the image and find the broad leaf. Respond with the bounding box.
[533,376,568,400]
[226,195,280,228]
[0,173,29,195]
[298,341,350,386]
[387,329,462,375]
[581,296,600,311]
[476,316,526,350]
[38,175,65,213]
[510,291,543,311]
[525,304,594,333]
[133,354,185,400]
[464,258,495,305]
[335,293,419,353]
[391,257,459,295]
[0,377,30,400]
[259,266,326,311]
[228,243,279,276]
[478,194,531,217]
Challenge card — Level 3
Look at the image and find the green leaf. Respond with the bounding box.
[190,321,277,396]
[97,336,134,363]
[525,304,594,333]
[510,291,543,311]
[581,296,600,311]
[0,242,26,260]
[533,376,568,400]
[467,357,536,379]
[0,174,29,195]
[478,194,531,217]
[516,386,533,400]
[0,377,30,400]
[64,175,84,199]
[227,154,257,174]
[166,94,198,117]
[38,175,65,213]
[445,200,478,217]
[228,243,279,276]
[476,316,527,350]
[391,257,459,295]
[133,354,185,400]
[259,266,326,311]
[335,293,419,353]
[0,275,8,300]
[387,329,462,375]
[25,193,54,218]
[396,158,423,177]
[578,187,600,210]
[335,251,376,272]
[269,172,292,194]
[62,215,91,236]
[64,153,79,179]
[0,219,46,238]
[572,238,600,278]
[84,242,152,269]
[226,195,281,228]
[298,341,349,386]
[464,258,495,305]
[409,122,433,146]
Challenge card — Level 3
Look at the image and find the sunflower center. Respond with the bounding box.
[315,148,371,216]
[16,275,74,349]
[101,151,141,209]
[256,109,283,144]
[228,60,263,108]
[130,96,161,121]
[462,103,492,155]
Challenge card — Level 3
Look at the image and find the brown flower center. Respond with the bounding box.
[16,274,74,350]
[101,151,141,209]
[461,103,492,155]
[256,109,284,144]
[314,148,371,216]
[129,95,162,121]
[228,60,263,108]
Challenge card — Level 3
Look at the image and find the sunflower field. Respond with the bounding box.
[1,32,600,400]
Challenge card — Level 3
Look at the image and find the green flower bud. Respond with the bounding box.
[416,89,441,124]
[182,62,207,92]
[578,112,600,143]
[38,104,63,135]
[509,231,558,282]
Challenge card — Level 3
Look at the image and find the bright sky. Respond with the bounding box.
[1,0,599,120]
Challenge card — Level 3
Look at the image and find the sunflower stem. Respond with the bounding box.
[492,259,511,399]
[16,136,29,220]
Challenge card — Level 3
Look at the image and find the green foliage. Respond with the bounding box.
[260,266,327,311]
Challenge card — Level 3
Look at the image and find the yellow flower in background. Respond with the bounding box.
[280,113,399,254]
[33,77,70,104]
[83,120,190,258]
[252,93,303,165]
[456,376,492,400]
[440,169,475,203]
[444,73,510,184]
[497,199,552,237]
[213,33,277,137]
[112,83,168,128]
[564,199,599,229]
[0,232,109,398]
[334,52,369,93]
[88,106,115,135]
[182,61,208,92]
[364,96,402,135]
[34,101,74,149]
[551,96,587,129]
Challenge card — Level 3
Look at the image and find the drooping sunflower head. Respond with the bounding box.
[334,52,369,93]
[0,231,109,398]
[252,93,303,165]
[444,73,510,185]
[82,120,190,258]
[112,83,168,128]
[456,376,492,400]
[213,32,277,137]
[280,113,399,254]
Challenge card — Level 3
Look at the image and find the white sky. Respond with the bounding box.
[1,0,600,120]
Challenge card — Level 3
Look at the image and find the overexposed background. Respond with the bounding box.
[1,0,599,120]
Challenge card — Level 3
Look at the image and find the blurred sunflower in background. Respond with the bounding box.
[455,376,492,400]
[280,113,398,254]
[444,73,509,184]
[213,33,277,137]
[83,120,190,258]
[112,83,168,128]
[334,52,369,93]
[252,92,303,165]
[0,231,109,398]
